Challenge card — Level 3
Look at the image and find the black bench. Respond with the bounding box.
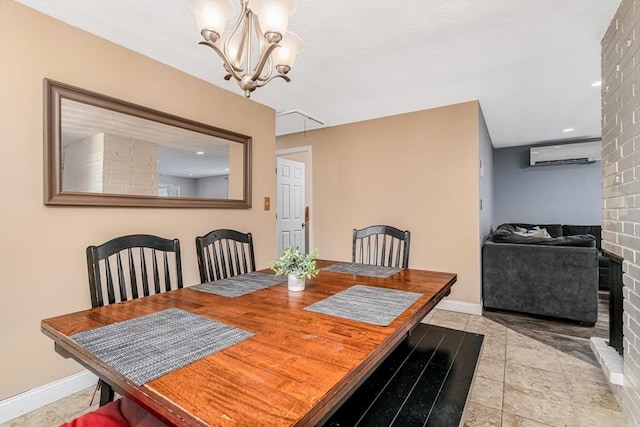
[322,323,484,426]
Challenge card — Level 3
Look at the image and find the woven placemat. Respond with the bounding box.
[70,308,253,385]
[321,262,402,278]
[304,285,422,326]
[191,271,286,298]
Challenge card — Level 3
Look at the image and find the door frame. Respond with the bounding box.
[276,145,313,253]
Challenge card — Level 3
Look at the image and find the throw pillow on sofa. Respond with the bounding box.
[514,226,551,238]
[512,223,563,238]
[492,224,596,247]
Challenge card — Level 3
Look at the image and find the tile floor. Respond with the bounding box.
[423,309,629,427]
[1,309,629,427]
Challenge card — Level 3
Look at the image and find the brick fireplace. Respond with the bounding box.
[594,1,640,425]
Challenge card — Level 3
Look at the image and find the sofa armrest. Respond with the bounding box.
[482,241,598,323]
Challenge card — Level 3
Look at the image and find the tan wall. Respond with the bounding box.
[0,1,276,399]
[277,101,482,305]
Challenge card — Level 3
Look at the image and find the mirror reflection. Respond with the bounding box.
[61,99,242,199]
[45,79,251,208]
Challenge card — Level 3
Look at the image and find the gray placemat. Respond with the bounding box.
[190,271,286,298]
[70,308,253,385]
[321,262,402,278]
[304,284,422,326]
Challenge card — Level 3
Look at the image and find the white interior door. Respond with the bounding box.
[276,157,305,256]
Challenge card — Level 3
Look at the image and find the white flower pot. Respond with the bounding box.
[288,273,305,292]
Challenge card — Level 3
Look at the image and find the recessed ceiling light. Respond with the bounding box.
[562,128,575,133]
[188,173,193,176]
[224,168,229,171]
[196,151,204,155]
[591,81,602,87]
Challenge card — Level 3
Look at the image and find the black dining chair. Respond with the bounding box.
[352,225,411,269]
[86,233,183,405]
[195,229,256,283]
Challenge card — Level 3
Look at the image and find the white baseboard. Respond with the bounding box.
[435,299,483,316]
[0,371,98,424]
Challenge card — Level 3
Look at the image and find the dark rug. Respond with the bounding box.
[322,324,483,427]
[483,291,609,366]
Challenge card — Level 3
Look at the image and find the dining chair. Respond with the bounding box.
[86,233,183,405]
[352,225,411,269]
[61,397,166,426]
[195,229,256,283]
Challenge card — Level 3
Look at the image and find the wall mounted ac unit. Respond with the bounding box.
[529,141,601,166]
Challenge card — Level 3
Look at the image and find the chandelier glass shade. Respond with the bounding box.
[188,0,304,98]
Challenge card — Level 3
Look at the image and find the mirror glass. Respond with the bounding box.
[45,80,251,208]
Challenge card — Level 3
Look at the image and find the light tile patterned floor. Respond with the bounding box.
[2,309,629,426]
[423,309,629,427]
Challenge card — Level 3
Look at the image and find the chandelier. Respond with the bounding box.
[189,0,304,98]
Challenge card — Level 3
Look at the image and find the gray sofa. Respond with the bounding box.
[482,223,599,324]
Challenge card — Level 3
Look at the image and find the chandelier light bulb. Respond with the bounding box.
[250,0,296,40]
[272,31,304,69]
[189,0,235,42]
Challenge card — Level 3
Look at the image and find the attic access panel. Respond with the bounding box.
[276,110,325,136]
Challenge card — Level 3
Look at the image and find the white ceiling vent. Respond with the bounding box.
[530,141,601,166]
[276,110,325,136]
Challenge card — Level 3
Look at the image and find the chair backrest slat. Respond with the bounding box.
[195,229,256,283]
[386,237,394,267]
[163,251,171,292]
[232,241,241,276]
[104,257,115,305]
[205,246,215,281]
[86,234,183,308]
[352,225,411,269]
[115,253,127,302]
[140,247,150,297]
[240,245,248,274]
[224,239,233,278]
[152,249,161,294]
[127,248,139,300]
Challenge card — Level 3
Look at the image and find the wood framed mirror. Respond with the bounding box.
[44,79,252,208]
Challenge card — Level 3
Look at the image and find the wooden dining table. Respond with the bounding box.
[41,260,456,426]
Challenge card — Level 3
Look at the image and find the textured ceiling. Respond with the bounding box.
[18,0,620,148]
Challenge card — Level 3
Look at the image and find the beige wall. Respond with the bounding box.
[0,1,276,399]
[277,101,482,305]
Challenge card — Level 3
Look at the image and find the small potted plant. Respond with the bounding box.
[270,246,319,291]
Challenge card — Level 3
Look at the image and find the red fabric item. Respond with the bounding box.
[60,397,167,427]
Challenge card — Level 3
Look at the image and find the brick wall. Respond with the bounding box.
[601,0,640,425]
[102,133,158,196]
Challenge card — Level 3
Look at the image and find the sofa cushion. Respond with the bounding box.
[511,223,564,237]
[493,224,596,247]
[563,225,602,250]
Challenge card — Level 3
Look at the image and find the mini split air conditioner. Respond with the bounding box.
[529,141,601,166]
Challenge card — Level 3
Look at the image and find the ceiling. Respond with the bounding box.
[18,0,620,148]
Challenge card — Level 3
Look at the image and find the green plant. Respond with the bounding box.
[270,246,319,281]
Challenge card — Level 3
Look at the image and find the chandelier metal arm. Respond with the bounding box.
[256,73,291,88]
[249,42,280,82]
[224,0,249,72]
[253,14,273,82]
[199,41,243,82]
